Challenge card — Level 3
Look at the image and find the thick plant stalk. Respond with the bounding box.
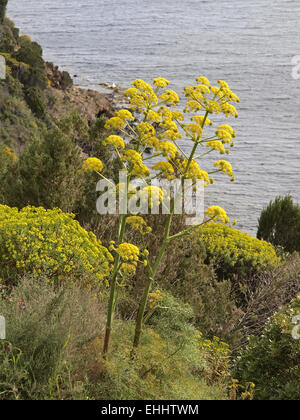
[132,112,209,350]
[103,214,126,356]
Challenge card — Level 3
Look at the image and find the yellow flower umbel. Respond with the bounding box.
[153,77,169,89]
[114,109,134,122]
[103,135,125,149]
[214,160,235,181]
[126,216,152,234]
[205,206,229,224]
[82,157,103,173]
[152,161,175,180]
[138,186,163,209]
[116,242,140,276]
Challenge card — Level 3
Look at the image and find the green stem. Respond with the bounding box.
[103,213,127,356]
[132,111,210,350]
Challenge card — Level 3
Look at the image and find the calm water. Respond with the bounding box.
[8,0,300,235]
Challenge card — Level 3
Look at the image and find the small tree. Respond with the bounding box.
[0,0,8,24]
[257,195,300,253]
[4,112,86,212]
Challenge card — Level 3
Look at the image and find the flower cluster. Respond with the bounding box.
[82,157,103,173]
[196,223,280,274]
[0,205,113,285]
[205,206,229,224]
[126,216,152,234]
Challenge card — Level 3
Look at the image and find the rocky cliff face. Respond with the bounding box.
[0,17,114,150]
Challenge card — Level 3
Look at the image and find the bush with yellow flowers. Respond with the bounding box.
[0,205,113,286]
[196,223,280,278]
[83,76,241,355]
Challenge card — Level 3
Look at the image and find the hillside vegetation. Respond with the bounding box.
[0,9,299,401]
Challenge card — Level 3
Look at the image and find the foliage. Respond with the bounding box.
[0,275,107,400]
[257,195,300,254]
[234,296,300,400]
[0,205,113,286]
[155,237,241,345]
[61,71,73,90]
[85,322,229,400]
[0,95,42,149]
[196,223,280,280]
[25,86,46,118]
[3,114,85,212]
[0,0,8,24]
[84,76,241,354]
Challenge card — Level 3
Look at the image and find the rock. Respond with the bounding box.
[45,85,114,124]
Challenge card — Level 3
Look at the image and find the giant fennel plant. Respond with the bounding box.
[82,76,240,355]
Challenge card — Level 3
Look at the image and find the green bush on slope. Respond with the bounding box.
[0,276,230,400]
[234,295,300,400]
[257,195,300,254]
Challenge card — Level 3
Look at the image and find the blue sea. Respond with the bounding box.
[8,0,300,235]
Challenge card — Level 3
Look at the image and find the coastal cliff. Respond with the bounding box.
[0,17,114,152]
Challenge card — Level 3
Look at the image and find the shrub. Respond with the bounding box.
[4,122,84,212]
[152,236,241,346]
[0,205,113,286]
[0,95,43,149]
[229,252,300,350]
[85,319,230,400]
[0,275,107,400]
[0,0,8,24]
[234,295,300,400]
[25,87,46,118]
[11,37,47,89]
[195,223,280,279]
[257,195,300,254]
[61,71,73,90]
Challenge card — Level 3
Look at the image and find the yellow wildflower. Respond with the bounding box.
[82,157,103,173]
[146,110,162,123]
[152,161,175,180]
[159,90,180,105]
[205,206,229,224]
[116,243,140,262]
[184,100,203,113]
[214,160,234,181]
[221,103,238,118]
[126,216,152,234]
[191,115,213,126]
[185,123,203,139]
[153,77,169,88]
[103,135,125,149]
[104,117,125,130]
[206,141,225,154]
[158,141,178,159]
[115,109,134,121]
[195,76,210,86]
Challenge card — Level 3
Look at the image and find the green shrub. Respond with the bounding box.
[4,122,84,211]
[234,295,300,400]
[61,71,73,90]
[25,87,46,118]
[0,275,107,400]
[153,238,240,346]
[0,275,229,400]
[86,320,229,400]
[257,195,300,254]
[0,205,112,286]
[0,95,43,149]
[0,0,8,24]
[195,223,280,279]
